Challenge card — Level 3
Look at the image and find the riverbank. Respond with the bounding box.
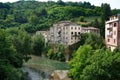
[23,55,69,79]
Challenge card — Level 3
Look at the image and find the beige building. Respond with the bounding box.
[105,14,120,51]
[82,27,100,35]
[50,21,100,45]
[50,21,82,45]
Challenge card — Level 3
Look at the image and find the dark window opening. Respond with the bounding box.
[114,23,117,27]
[108,39,110,42]
[71,32,73,34]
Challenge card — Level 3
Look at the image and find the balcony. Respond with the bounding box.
[107,35,112,38]
[107,27,112,30]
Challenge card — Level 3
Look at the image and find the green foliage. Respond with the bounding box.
[69,45,93,80]
[79,33,105,49]
[0,29,24,80]
[90,18,99,28]
[81,49,120,80]
[7,28,32,62]
[101,3,111,20]
[112,9,120,15]
[0,1,118,37]
[28,14,39,25]
[47,44,65,62]
[79,16,85,22]
[69,45,120,80]
[0,64,24,80]
[32,34,45,56]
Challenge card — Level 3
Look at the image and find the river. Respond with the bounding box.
[22,66,50,80]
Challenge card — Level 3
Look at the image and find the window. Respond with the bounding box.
[114,23,117,27]
[71,32,73,34]
[75,37,76,39]
[108,39,110,42]
[75,32,77,35]
[71,27,73,29]
[114,39,116,43]
[75,27,76,30]
[78,32,80,35]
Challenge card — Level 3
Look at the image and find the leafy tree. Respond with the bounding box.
[69,45,93,80]
[101,3,111,20]
[0,29,23,80]
[28,14,39,25]
[14,11,27,23]
[32,34,45,56]
[79,33,105,49]
[81,49,120,80]
[90,18,99,28]
[8,28,32,62]
[112,9,120,15]
[85,33,104,49]
[57,0,65,6]
[79,16,85,22]
[47,44,65,61]
[69,45,120,80]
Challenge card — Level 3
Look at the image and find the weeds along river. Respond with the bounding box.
[21,66,50,80]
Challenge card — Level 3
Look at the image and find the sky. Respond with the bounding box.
[0,0,119,9]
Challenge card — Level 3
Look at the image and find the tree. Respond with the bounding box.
[32,34,45,56]
[79,33,105,49]
[100,3,111,37]
[47,44,65,61]
[85,33,104,49]
[0,29,23,80]
[28,14,39,25]
[101,3,111,20]
[90,18,99,28]
[69,45,93,80]
[8,29,32,62]
[57,0,65,6]
[79,16,85,22]
[69,45,120,80]
[80,49,120,80]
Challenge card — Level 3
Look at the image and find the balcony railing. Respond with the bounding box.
[107,27,112,30]
[107,35,112,38]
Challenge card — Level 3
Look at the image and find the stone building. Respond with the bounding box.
[82,27,100,35]
[50,21,100,45]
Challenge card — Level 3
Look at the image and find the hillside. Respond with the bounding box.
[0,1,120,35]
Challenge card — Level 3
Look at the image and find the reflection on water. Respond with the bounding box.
[22,67,43,80]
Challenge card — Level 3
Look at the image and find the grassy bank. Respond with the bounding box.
[23,55,69,73]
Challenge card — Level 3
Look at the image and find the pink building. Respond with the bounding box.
[105,14,120,51]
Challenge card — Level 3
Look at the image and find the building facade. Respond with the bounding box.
[50,21,82,45]
[105,14,120,51]
[50,21,100,45]
[82,27,100,35]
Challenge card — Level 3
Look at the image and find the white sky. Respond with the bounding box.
[0,0,119,9]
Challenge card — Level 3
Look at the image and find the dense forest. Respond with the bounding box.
[0,0,120,80]
[0,0,120,34]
